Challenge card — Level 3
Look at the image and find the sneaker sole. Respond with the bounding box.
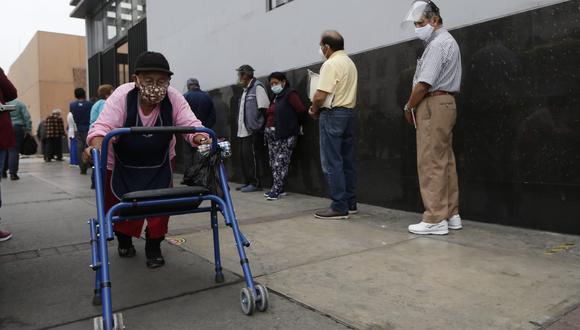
[265,192,287,197]
[266,197,279,201]
[408,229,449,235]
[348,210,358,214]
[314,214,350,220]
[448,225,463,230]
[0,235,13,242]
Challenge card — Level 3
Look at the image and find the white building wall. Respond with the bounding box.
[147,0,567,92]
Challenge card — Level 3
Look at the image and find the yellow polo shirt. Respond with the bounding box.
[317,50,358,109]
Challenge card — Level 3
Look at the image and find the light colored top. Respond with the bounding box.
[67,112,76,138]
[90,99,106,128]
[317,50,358,109]
[413,28,462,93]
[7,99,32,132]
[237,79,269,138]
[88,82,205,170]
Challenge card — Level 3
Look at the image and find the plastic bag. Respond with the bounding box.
[182,147,224,197]
[20,134,38,155]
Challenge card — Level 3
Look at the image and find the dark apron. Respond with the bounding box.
[111,87,174,199]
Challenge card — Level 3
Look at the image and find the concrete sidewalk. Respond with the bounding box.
[1,158,580,329]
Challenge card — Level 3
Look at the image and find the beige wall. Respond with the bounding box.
[7,34,41,128]
[8,31,86,132]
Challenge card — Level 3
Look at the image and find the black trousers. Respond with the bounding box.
[75,131,89,174]
[46,137,63,160]
[239,132,265,187]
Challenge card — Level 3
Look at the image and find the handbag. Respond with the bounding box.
[20,133,38,155]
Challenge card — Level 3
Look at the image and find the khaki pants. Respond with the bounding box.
[416,94,459,223]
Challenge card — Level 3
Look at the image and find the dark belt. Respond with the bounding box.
[427,91,455,98]
[320,107,354,112]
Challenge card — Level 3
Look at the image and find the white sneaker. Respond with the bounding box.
[447,214,463,230]
[408,221,449,235]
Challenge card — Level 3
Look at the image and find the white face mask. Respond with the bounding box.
[415,23,434,41]
[318,47,327,60]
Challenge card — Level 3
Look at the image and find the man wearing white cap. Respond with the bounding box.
[402,0,463,235]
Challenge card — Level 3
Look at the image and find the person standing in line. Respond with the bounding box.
[263,72,305,201]
[44,109,66,161]
[90,84,115,128]
[67,110,78,166]
[37,120,48,162]
[0,66,17,241]
[235,65,270,192]
[182,78,216,174]
[309,30,359,220]
[87,84,114,189]
[2,99,32,180]
[402,0,463,235]
[69,88,92,175]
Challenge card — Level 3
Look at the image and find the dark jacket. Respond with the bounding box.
[270,88,305,140]
[184,88,216,128]
[0,67,17,150]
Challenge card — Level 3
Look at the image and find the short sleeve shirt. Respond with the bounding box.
[413,29,462,93]
[317,50,358,109]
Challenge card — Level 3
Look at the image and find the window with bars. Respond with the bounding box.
[268,0,294,11]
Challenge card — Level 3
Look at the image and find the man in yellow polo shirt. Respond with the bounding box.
[309,30,358,220]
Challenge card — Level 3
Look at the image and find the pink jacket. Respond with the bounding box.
[88,82,206,169]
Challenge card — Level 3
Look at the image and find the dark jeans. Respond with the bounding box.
[3,124,25,175]
[239,132,265,187]
[319,108,357,213]
[75,131,89,174]
[46,137,63,160]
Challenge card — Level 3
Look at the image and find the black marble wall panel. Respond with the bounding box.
[182,1,580,234]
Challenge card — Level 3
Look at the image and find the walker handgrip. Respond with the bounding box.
[130,126,216,139]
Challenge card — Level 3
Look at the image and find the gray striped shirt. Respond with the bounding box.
[413,28,462,93]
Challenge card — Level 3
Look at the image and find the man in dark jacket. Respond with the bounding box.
[235,65,269,192]
[0,67,17,241]
[69,88,92,174]
[182,78,216,174]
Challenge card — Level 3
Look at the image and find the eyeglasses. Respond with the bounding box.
[139,78,170,88]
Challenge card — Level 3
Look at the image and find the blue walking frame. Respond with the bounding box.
[88,126,268,330]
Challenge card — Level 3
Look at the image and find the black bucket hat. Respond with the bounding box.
[134,51,174,76]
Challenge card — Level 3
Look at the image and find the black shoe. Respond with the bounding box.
[314,208,349,220]
[349,203,358,214]
[116,232,136,258]
[146,255,165,268]
[56,158,64,162]
[236,184,249,191]
[118,246,136,257]
[145,235,165,268]
[10,174,19,181]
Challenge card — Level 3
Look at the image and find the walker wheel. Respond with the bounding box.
[240,287,256,315]
[255,284,269,312]
[93,313,125,329]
